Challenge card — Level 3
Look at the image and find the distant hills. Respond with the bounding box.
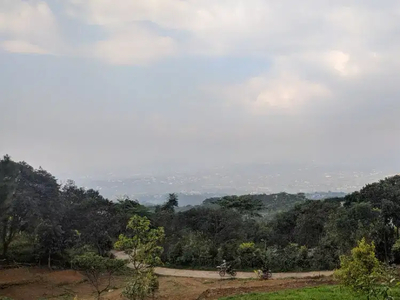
[175,191,347,219]
[74,162,392,206]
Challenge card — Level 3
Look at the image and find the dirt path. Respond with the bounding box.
[112,251,333,279]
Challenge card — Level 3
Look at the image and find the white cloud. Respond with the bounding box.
[223,72,330,114]
[66,0,272,62]
[1,40,50,54]
[0,0,59,55]
[64,0,400,69]
[93,26,176,65]
[325,51,359,77]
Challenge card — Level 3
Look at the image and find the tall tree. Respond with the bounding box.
[159,193,179,214]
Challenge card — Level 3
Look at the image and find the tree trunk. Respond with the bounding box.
[384,230,389,263]
[48,252,51,269]
[2,242,8,258]
[1,220,9,258]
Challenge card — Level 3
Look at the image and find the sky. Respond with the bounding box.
[1,0,400,178]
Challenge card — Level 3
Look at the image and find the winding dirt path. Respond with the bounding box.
[112,251,333,279]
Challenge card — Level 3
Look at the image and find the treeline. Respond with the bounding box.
[202,192,309,219]
[158,175,400,271]
[0,155,148,266]
[1,154,400,273]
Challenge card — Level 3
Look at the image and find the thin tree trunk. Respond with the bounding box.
[48,252,51,269]
[2,242,8,258]
[384,229,388,263]
[1,220,9,258]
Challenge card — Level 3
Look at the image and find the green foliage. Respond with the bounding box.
[114,215,164,272]
[2,153,400,276]
[334,238,396,299]
[219,286,400,300]
[72,253,126,299]
[162,193,179,213]
[203,192,308,220]
[115,216,163,300]
[216,195,264,217]
[237,242,264,269]
[169,231,213,266]
[0,155,151,266]
[391,239,400,264]
[122,269,159,300]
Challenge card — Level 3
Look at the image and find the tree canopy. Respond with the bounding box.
[1,154,400,274]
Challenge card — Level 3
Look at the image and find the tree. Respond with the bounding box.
[0,156,22,257]
[217,195,264,218]
[114,215,164,272]
[35,221,65,268]
[335,238,389,299]
[159,193,179,214]
[237,242,263,268]
[60,183,120,256]
[0,158,61,259]
[115,215,164,300]
[72,253,126,300]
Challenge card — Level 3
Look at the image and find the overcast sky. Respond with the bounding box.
[1,0,399,178]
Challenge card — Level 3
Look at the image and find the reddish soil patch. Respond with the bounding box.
[41,269,85,286]
[1,283,66,300]
[0,268,40,288]
[0,268,87,300]
[196,278,336,300]
[0,268,335,300]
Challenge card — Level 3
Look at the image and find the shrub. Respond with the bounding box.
[123,269,159,300]
[72,253,126,299]
[335,238,396,299]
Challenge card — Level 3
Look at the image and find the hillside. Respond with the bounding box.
[201,192,344,219]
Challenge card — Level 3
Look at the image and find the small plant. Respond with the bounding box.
[72,253,126,300]
[123,269,159,300]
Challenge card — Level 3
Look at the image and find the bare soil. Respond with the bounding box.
[0,267,335,300]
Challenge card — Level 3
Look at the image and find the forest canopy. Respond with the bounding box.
[1,154,399,272]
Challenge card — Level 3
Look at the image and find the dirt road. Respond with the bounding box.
[112,251,333,279]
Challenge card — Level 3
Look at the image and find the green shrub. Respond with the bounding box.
[335,238,397,299]
[123,269,159,300]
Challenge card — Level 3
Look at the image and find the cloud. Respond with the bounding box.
[1,40,50,55]
[220,69,330,114]
[92,26,176,65]
[0,0,60,55]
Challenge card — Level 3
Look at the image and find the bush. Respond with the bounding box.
[335,238,396,299]
[5,233,36,263]
[237,242,264,269]
[123,269,159,300]
[391,239,400,264]
[72,253,126,299]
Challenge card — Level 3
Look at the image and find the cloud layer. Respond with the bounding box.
[1,0,399,176]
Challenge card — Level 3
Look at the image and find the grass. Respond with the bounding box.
[219,285,400,300]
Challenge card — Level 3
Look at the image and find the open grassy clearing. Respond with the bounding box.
[219,285,400,300]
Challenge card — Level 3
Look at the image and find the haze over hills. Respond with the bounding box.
[71,162,395,206]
